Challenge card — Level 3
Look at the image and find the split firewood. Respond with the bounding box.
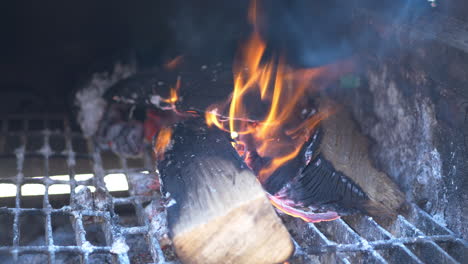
[156,118,293,264]
[320,107,405,215]
[288,106,405,217]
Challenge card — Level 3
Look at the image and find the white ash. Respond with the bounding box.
[346,65,447,227]
[94,186,113,211]
[151,216,174,263]
[165,197,177,207]
[74,185,94,210]
[38,138,53,157]
[144,198,175,260]
[150,95,163,108]
[81,241,95,253]
[14,146,25,171]
[354,67,446,225]
[75,62,136,138]
[126,171,159,196]
[64,148,76,167]
[111,237,130,255]
[432,212,448,227]
[150,209,172,248]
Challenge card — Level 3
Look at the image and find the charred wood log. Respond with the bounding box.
[103,61,233,112]
[94,103,145,157]
[156,118,293,264]
[289,107,405,217]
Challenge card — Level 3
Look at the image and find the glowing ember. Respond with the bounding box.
[149,0,354,224]
[267,190,339,223]
[164,55,184,70]
[162,76,181,107]
[150,75,182,112]
[206,0,351,183]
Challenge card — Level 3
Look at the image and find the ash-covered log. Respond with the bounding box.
[156,118,293,264]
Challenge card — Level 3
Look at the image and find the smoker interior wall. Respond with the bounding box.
[1,0,384,115]
[331,33,468,239]
[0,0,248,114]
[2,0,467,114]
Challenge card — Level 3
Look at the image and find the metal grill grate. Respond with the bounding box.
[0,114,466,264]
[285,208,467,263]
[0,115,165,263]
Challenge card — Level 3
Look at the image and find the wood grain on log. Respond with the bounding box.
[319,107,405,216]
[157,119,293,264]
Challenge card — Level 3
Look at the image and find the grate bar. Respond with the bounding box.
[87,141,131,264]
[118,155,167,264]
[10,120,28,262]
[0,114,466,264]
[342,213,456,263]
[0,246,113,254]
[397,215,460,264]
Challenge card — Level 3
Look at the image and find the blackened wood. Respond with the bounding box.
[157,118,293,264]
[317,108,405,216]
[289,152,369,213]
[103,61,233,112]
[283,105,405,217]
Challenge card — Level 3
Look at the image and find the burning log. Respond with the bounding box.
[318,107,405,216]
[156,118,294,264]
[289,106,405,217]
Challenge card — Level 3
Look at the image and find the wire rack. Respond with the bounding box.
[0,114,466,264]
[0,114,164,263]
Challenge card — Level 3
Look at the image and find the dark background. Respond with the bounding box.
[0,0,248,114]
[0,0,459,114]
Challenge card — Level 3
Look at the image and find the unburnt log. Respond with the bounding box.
[157,118,293,264]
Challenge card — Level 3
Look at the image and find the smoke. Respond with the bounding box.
[166,0,249,62]
[257,0,436,67]
[165,0,358,66]
[259,0,355,67]
[75,62,136,138]
[160,0,441,67]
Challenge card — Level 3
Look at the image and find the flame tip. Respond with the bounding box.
[204,0,351,187]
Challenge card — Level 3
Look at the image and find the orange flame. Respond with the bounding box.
[164,55,184,70]
[162,76,181,108]
[153,127,173,160]
[206,0,352,183]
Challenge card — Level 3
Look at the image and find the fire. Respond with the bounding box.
[162,76,181,108]
[164,55,184,70]
[206,0,349,183]
[153,127,173,160]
